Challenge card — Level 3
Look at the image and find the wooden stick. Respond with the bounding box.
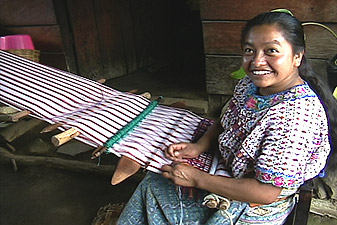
[96,78,106,84]
[51,127,80,146]
[40,122,63,133]
[0,110,31,122]
[0,147,145,182]
[9,110,31,121]
[111,156,141,185]
[91,146,107,159]
[140,92,151,99]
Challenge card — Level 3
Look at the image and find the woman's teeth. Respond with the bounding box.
[252,70,271,75]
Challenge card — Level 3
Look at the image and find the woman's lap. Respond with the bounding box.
[117,172,292,225]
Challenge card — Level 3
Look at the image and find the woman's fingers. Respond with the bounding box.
[165,143,187,160]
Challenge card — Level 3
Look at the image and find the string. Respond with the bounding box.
[177,186,184,225]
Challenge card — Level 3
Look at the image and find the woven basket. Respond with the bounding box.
[6,49,40,62]
[91,203,125,225]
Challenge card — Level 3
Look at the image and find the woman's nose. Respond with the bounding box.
[252,53,267,66]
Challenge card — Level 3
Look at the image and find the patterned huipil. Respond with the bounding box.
[215,76,331,223]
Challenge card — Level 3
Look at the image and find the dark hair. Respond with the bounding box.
[241,11,337,148]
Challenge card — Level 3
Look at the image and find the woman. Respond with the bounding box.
[117,10,336,225]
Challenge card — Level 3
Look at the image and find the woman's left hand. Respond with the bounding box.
[161,163,203,187]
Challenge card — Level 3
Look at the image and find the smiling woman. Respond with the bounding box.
[117,10,337,225]
[242,25,304,96]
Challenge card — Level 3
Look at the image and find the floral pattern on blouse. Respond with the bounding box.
[244,81,316,112]
[216,76,331,193]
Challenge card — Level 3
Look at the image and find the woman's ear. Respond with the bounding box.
[294,51,304,67]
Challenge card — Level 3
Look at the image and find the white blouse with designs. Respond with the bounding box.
[216,76,330,196]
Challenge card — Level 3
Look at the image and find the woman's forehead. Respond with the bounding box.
[245,25,287,45]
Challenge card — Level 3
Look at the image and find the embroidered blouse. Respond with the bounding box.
[216,76,331,196]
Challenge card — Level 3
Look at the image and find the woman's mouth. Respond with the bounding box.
[251,70,272,76]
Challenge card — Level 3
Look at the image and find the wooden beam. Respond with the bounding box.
[52,0,78,73]
[200,0,337,22]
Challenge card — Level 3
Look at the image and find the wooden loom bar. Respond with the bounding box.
[51,127,80,146]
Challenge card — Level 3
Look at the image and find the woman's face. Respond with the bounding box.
[242,24,303,96]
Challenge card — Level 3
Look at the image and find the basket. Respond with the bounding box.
[6,49,40,62]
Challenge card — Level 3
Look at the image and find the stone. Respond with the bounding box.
[28,138,54,154]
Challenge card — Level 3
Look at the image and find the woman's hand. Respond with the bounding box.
[161,163,203,187]
[164,142,205,162]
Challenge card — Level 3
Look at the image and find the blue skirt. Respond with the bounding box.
[117,172,293,225]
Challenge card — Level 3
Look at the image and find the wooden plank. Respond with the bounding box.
[93,0,127,79]
[207,94,232,119]
[5,26,63,52]
[304,24,337,60]
[205,55,241,95]
[66,0,103,80]
[200,0,337,22]
[0,0,56,26]
[52,0,78,73]
[202,22,337,59]
[202,22,244,55]
[119,0,138,74]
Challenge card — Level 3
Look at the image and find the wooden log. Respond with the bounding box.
[51,127,80,146]
[0,147,145,182]
[111,156,141,185]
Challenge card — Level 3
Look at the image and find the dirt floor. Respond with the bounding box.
[0,163,141,225]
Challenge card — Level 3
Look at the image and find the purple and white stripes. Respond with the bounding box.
[0,50,217,174]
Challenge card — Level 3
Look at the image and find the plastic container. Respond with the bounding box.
[0,34,35,50]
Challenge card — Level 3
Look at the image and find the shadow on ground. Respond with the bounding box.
[0,164,140,225]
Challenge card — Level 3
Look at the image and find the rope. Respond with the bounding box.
[202,193,233,225]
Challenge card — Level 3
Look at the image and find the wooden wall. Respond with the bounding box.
[200,0,337,116]
[0,0,67,70]
[0,0,197,80]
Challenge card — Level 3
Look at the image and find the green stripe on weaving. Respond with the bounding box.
[105,97,162,149]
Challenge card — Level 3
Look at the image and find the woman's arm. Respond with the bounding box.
[162,163,281,204]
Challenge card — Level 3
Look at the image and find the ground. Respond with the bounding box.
[0,164,140,225]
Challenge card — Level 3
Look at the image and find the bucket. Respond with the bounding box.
[0,34,35,50]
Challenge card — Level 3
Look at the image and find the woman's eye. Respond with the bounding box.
[244,48,253,54]
[267,48,279,54]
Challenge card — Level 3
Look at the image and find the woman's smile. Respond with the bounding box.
[242,24,304,95]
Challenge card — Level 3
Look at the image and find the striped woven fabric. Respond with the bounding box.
[0,50,218,174]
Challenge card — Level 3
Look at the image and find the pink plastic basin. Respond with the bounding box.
[0,34,35,50]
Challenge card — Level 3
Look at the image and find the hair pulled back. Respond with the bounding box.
[241,11,337,148]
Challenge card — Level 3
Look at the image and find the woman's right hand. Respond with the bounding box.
[164,142,205,162]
